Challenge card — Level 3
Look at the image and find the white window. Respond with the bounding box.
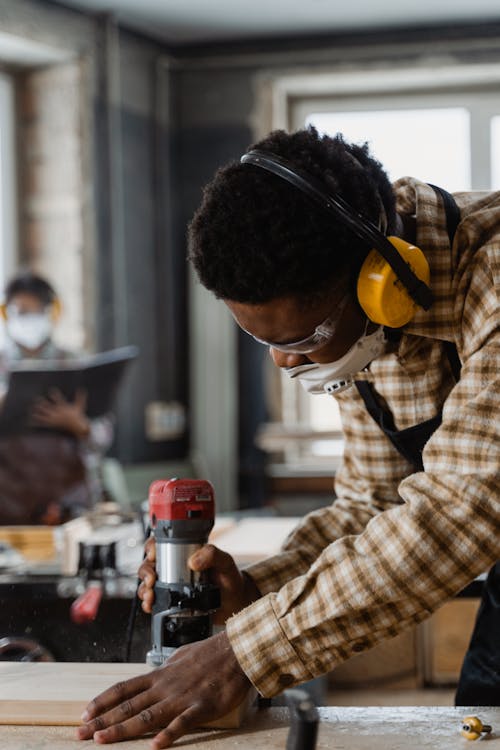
[491,115,500,190]
[305,107,470,191]
[263,64,500,471]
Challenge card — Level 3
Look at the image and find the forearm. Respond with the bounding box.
[244,495,390,596]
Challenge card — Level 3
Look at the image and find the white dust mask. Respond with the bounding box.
[284,322,387,395]
[6,313,53,351]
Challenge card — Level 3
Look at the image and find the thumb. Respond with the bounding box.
[189,544,236,573]
[145,536,156,562]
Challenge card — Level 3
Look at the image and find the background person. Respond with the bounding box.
[0,270,113,524]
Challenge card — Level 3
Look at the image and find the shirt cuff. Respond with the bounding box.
[226,593,315,698]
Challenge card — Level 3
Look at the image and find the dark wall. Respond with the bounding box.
[173,67,269,505]
[92,33,190,462]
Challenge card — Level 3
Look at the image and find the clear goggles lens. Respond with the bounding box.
[246,291,351,354]
[5,303,50,317]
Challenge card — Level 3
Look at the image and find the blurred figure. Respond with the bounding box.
[0,271,113,525]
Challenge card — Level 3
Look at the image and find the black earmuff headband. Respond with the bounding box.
[240,149,433,311]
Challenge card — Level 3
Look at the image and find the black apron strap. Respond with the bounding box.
[354,184,462,467]
[428,183,463,382]
[428,183,461,245]
[354,380,442,471]
[443,340,462,382]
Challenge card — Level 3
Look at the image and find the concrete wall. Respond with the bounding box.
[18,61,87,351]
[91,29,188,463]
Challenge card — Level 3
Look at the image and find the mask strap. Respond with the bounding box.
[361,316,371,337]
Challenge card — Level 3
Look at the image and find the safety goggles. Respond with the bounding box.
[243,291,351,354]
[3,303,51,317]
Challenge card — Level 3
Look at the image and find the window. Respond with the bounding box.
[305,107,471,191]
[491,115,500,190]
[264,64,500,470]
[0,72,17,348]
[290,74,500,191]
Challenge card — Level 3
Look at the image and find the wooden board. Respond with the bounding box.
[0,706,499,750]
[211,517,300,564]
[0,526,55,561]
[0,662,254,729]
[418,598,481,684]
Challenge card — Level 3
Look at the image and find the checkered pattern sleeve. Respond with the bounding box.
[242,494,408,599]
[226,182,500,698]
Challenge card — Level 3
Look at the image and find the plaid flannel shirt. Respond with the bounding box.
[226,177,500,697]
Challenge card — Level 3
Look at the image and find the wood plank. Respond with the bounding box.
[419,599,481,684]
[0,526,55,561]
[0,662,254,729]
[212,517,300,564]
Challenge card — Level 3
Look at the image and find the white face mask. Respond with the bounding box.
[6,313,53,351]
[284,323,387,395]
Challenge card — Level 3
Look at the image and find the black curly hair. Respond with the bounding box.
[187,126,397,306]
[5,271,56,307]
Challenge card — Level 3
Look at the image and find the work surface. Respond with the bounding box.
[0,662,498,748]
[1,706,500,749]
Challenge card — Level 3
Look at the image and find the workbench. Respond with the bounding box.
[1,706,499,749]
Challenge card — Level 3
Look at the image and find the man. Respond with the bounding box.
[78,128,499,748]
[0,271,113,523]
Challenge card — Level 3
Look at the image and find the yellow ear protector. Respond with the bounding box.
[50,297,62,322]
[240,149,432,328]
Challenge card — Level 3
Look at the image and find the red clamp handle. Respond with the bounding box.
[70,585,103,625]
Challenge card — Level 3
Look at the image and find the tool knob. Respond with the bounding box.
[461,716,493,740]
[70,583,103,625]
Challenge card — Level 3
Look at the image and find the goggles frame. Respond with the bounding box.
[244,291,351,354]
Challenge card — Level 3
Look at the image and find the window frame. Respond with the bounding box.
[292,90,500,191]
[0,71,17,288]
[261,61,500,471]
[0,72,17,350]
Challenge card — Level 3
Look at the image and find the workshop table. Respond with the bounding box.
[1,706,499,749]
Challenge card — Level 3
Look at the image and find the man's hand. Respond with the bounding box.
[138,540,261,624]
[31,388,90,439]
[77,630,251,748]
[137,536,157,614]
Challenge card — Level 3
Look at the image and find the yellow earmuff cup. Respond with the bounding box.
[50,298,62,322]
[357,236,430,328]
